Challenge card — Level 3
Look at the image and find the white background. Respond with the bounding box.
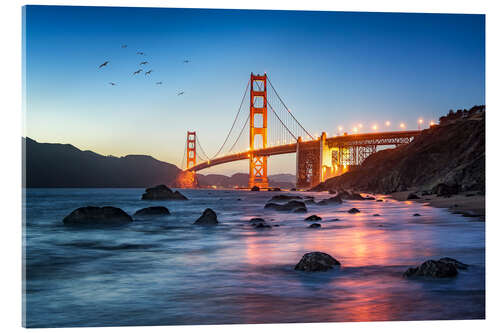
[0,0,498,332]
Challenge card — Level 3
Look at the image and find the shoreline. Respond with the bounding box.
[388,190,485,220]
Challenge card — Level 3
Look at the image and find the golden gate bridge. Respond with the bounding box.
[180,73,421,189]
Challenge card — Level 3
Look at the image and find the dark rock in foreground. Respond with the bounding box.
[403,257,468,278]
[63,206,133,226]
[251,186,260,191]
[269,194,303,202]
[134,206,170,216]
[305,215,322,221]
[413,213,421,216]
[249,217,265,224]
[254,222,272,229]
[373,213,380,216]
[294,252,341,272]
[348,208,360,214]
[407,193,420,200]
[194,208,218,225]
[308,223,321,228]
[141,185,188,201]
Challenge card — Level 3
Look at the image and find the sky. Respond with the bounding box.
[23,6,485,175]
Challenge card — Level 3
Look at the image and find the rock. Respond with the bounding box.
[308,223,321,228]
[63,206,133,226]
[271,187,281,191]
[305,215,322,221]
[265,200,307,212]
[304,199,315,205]
[433,183,461,197]
[421,190,431,196]
[254,222,272,229]
[194,208,218,225]
[407,193,420,200]
[413,213,421,216]
[329,218,340,221]
[376,199,383,202]
[348,208,360,214]
[268,194,302,202]
[294,207,308,213]
[251,186,260,191]
[403,259,459,278]
[438,257,469,270]
[134,206,170,216]
[317,195,343,205]
[364,196,376,200]
[294,252,341,272]
[337,190,365,200]
[249,217,265,224]
[290,188,297,191]
[373,213,380,216]
[141,185,188,201]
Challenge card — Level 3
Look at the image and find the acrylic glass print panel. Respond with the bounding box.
[22,5,485,328]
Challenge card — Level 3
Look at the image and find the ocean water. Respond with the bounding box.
[23,188,485,327]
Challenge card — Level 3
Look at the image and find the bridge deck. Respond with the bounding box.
[187,130,421,172]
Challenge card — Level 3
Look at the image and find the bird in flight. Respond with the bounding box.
[145,70,153,75]
[140,61,148,65]
[156,81,163,85]
[121,44,127,48]
[133,69,143,75]
[98,61,109,69]
[137,51,144,55]
[108,82,117,86]
[183,59,190,63]
[177,91,185,96]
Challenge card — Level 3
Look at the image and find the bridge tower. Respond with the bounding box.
[249,73,269,189]
[186,131,196,169]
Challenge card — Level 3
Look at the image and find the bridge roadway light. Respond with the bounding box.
[372,124,378,131]
[385,121,390,127]
[400,123,406,129]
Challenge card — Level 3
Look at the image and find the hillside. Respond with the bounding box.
[313,106,485,194]
[23,137,180,187]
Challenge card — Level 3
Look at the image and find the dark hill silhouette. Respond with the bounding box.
[23,137,180,188]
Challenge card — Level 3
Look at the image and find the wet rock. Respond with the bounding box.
[304,199,315,205]
[251,186,260,191]
[413,213,421,216]
[305,215,322,221]
[141,185,188,201]
[268,194,303,202]
[348,208,360,214]
[133,206,170,216]
[294,252,341,272]
[403,259,460,278]
[194,208,218,225]
[337,190,365,200]
[438,257,469,270]
[264,202,282,210]
[407,193,420,200]
[265,200,307,212]
[308,223,321,228]
[329,218,340,221]
[364,195,376,200]
[249,217,265,224]
[376,199,383,202]
[373,213,380,216]
[63,206,133,226]
[317,195,343,205]
[433,183,461,197]
[254,222,272,229]
[294,207,308,213]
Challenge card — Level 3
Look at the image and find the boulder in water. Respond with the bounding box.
[305,215,322,221]
[63,206,133,226]
[348,208,360,214]
[294,252,341,271]
[308,223,321,228]
[141,185,188,201]
[254,222,272,229]
[249,217,265,224]
[265,200,307,212]
[269,194,302,202]
[413,213,421,216]
[317,195,343,205]
[294,207,307,213]
[403,258,466,278]
[194,208,218,225]
[251,186,260,191]
[134,206,170,216]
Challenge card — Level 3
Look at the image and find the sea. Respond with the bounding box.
[23,188,485,327]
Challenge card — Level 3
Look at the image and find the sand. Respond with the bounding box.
[389,190,485,220]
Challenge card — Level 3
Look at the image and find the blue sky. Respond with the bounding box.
[24,6,485,175]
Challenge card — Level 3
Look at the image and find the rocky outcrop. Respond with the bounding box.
[254,222,272,229]
[294,252,341,271]
[141,185,188,200]
[134,206,170,216]
[348,208,360,214]
[407,193,420,200]
[305,215,322,221]
[194,208,218,225]
[268,194,303,202]
[308,223,321,228]
[403,257,468,278]
[433,183,460,197]
[313,109,485,195]
[249,217,265,224]
[317,195,343,205]
[63,206,133,226]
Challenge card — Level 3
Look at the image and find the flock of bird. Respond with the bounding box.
[98,44,189,96]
